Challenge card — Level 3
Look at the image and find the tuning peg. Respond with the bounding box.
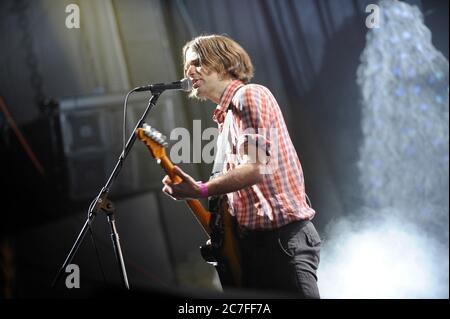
[142,123,168,146]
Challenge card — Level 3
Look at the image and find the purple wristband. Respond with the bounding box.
[196,181,209,198]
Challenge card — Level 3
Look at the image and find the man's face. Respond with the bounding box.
[184,48,222,101]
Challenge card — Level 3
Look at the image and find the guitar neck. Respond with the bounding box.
[159,156,211,235]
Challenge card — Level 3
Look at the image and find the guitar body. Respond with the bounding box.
[200,195,242,288]
[136,125,242,289]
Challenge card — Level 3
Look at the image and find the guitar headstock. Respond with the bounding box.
[136,123,168,160]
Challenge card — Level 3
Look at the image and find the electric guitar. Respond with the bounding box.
[136,124,242,288]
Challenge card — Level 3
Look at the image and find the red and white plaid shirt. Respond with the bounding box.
[212,80,316,230]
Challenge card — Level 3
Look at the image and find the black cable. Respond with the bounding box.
[86,197,107,285]
[85,87,143,287]
[88,224,107,285]
[122,88,141,155]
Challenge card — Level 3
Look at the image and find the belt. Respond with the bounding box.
[238,219,310,240]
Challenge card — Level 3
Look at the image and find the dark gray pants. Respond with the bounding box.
[239,220,321,298]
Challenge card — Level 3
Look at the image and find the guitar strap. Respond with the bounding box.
[210,108,234,179]
[205,87,245,287]
[210,84,245,179]
[208,85,245,217]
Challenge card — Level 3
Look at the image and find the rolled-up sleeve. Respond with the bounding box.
[235,85,273,160]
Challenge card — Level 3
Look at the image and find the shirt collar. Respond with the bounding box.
[212,80,244,125]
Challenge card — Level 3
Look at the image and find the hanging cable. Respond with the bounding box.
[0,96,45,176]
[10,0,47,111]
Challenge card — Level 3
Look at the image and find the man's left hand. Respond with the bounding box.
[162,166,201,200]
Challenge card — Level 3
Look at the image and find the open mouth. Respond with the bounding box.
[192,79,201,89]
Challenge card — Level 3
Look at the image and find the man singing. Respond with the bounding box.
[162,34,321,298]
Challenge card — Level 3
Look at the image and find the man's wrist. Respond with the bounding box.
[196,181,209,198]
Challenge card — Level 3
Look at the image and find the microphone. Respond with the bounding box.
[134,78,192,93]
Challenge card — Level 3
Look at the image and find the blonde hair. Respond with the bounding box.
[183,34,254,83]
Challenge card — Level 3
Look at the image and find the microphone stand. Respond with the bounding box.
[52,92,162,290]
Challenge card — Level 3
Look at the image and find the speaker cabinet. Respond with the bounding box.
[58,93,174,201]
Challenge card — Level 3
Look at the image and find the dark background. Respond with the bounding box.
[0,0,448,298]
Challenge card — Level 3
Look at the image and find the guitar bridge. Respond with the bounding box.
[200,210,224,265]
